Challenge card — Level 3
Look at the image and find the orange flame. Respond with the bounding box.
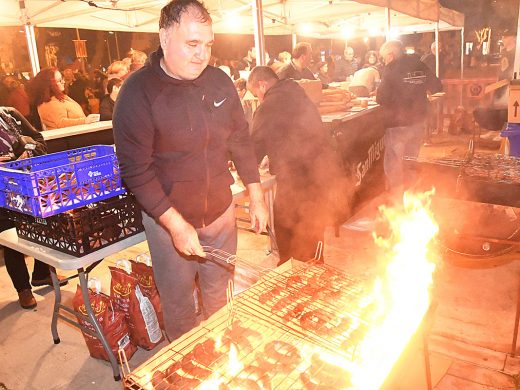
[350,190,439,389]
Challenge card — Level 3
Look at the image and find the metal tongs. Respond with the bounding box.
[202,246,237,269]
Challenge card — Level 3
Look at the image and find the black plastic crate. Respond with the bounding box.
[7,193,144,256]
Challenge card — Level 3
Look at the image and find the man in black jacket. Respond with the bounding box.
[248,66,344,265]
[277,42,316,81]
[377,40,442,191]
[113,0,268,340]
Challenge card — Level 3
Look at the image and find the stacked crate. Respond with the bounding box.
[0,145,144,255]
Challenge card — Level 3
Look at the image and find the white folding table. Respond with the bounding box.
[0,173,276,380]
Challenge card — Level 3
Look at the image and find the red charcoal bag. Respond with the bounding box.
[72,285,136,362]
[110,266,163,350]
[130,259,165,330]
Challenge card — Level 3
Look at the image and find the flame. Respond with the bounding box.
[199,343,243,389]
[227,344,243,376]
[350,190,439,389]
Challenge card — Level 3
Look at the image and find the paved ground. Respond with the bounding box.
[1,130,519,389]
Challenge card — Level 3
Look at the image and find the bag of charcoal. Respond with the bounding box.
[110,260,163,350]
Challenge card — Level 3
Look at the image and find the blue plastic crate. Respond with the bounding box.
[0,145,125,217]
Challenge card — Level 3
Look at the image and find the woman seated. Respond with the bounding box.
[28,67,98,130]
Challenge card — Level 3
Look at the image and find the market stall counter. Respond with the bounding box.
[322,103,386,224]
[42,121,114,153]
[0,172,276,381]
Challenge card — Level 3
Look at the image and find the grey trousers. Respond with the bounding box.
[142,204,236,341]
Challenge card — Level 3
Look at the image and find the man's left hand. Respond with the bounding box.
[247,183,269,233]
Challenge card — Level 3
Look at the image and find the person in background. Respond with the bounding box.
[243,47,257,70]
[67,70,90,115]
[99,78,122,121]
[377,40,442,192]
[349,51,381,96]
[277,42,316,81]
[3,76,30,118]
[0,107,67,309]
[334,46,359,81]
[247,66,344,265]
[473,29,516,132]
[113,0,268,340]
[420,42,445,79]
[315,61,331,86]
[270,51,291,74]
[107,60,129,81]
[130,50,148,73]
[28,67,99,130]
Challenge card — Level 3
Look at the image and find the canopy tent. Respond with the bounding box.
[1,0,464,76]
[2,0,463,36]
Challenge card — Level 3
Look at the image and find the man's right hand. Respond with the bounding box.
[158,208,205,257]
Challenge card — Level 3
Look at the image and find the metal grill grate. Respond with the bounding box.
[124,262,376,390]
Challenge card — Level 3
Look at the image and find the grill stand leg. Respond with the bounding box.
[78,269,121,381]
[50,266,61,344]
[510,271,520,357]
[423,331,433,390]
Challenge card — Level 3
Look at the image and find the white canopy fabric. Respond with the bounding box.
[1,0,463,36]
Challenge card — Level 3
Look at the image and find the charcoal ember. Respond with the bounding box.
[285,274,305,289]
[167,371,201,387]
[151,370,174,390]
[241,365,272,389]
[300,372,332,390]
[220,320,261,355]
[282,302,306,321]
[271,295,292,313]
[299,309,335,335]
[306,353,352,388]
[220,377,262,390]
[258,286,283,304]
[163,361,181,378]
[263,340,301,372]
[193,338,222,366]
[180,352,212,380]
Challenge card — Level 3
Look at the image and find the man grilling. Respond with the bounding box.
[113,0,268,340]
[247,66,345,265]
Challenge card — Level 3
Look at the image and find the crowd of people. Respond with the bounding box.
[0,49,148,132]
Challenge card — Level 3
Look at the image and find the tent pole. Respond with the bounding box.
[25,24,40,77]
[435,22,440,78]
[460,27,464,80]
[115,32,121,60]
[252,0,266,66]
[513,2,520,75]
[385,7,391,40]
[460,27,464,106]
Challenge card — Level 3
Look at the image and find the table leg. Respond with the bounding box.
[49,266,61,344]
[510,271,520,357]
[78,269,121,381]
[265,187,276,253]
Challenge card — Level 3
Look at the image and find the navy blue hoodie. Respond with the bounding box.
[113,47,259,227]
[377,54,442,128]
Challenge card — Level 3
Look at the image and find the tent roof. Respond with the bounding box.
[0,0,464,36]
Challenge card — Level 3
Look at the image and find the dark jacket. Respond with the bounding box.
[113,47,259,228]
[251,80,344,223]
[377,54,442,128]
[277,62,316,81]
[99,95,115,121]
[0,106,46,158]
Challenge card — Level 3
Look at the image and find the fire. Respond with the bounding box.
[227,344,243,376]
[350,190,439,389]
